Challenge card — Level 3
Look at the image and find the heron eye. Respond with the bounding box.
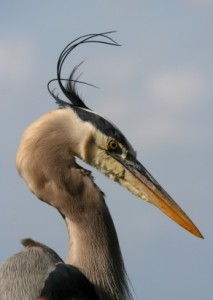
[108,140,119,150]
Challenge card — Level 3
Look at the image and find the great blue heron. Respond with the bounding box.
[0,32,203,300]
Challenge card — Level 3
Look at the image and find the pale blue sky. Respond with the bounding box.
[0,1,212,299]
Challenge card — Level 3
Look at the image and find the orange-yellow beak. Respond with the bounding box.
[113,153,203,238]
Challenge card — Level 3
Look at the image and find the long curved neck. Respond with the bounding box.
[16,109,132,299]
[63,173,132,300]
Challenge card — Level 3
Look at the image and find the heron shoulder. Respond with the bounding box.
[0,239,60,300]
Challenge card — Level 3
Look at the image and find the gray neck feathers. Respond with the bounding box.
[64,175,133,300]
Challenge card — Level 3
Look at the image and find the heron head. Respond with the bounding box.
[65,105,203,239]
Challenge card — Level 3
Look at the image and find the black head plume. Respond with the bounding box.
[47,31,120,110]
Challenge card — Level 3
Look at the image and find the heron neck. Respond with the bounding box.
[64,188,132,300]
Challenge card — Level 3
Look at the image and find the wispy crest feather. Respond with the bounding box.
[47,31,120,110]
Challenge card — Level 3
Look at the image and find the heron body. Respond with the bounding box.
[0,32,203,300]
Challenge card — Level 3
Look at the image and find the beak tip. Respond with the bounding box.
[193,229,204,239]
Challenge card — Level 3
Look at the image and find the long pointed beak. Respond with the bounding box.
[114,154,203,238]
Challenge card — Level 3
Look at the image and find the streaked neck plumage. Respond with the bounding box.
[64,174,132,300]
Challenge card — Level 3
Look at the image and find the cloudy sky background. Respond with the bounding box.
[0,1,212,299]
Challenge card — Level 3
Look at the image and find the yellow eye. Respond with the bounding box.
[108,140,118,150]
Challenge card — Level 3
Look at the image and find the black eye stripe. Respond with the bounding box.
[72,106,131,150]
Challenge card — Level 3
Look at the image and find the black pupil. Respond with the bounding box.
[111,142,117,149]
